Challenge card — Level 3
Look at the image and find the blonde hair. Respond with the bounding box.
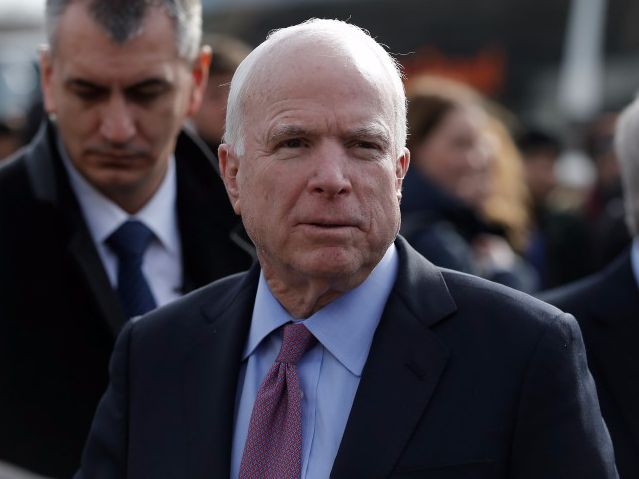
[481,115,532,252]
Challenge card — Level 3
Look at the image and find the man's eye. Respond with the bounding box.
[128,86,166,102]
[282,138,303,148]
[73,87,105,100]
[355,141,377,149]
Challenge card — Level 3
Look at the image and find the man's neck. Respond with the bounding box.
[260,264,375,319]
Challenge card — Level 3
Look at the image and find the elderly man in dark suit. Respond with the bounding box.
[77,18,617,478]
[0,0,254,477]
[540,94,639,478]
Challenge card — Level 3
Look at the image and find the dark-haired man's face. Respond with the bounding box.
[40,2,209,213]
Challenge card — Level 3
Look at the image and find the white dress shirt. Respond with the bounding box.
[58,136,183,307]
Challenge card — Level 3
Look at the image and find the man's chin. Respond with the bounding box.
[85,170,150,199]
[293,248,370,280]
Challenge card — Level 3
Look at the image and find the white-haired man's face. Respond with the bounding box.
[220,38,409,293]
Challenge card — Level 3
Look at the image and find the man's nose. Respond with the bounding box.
[100,95,136,144]
[307,143,352,197]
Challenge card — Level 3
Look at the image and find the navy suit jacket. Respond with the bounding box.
[0,121,254,477]
[540,247,639,479]
[77,237,618,478]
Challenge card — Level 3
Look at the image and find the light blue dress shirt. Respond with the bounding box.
[231,244,399,479]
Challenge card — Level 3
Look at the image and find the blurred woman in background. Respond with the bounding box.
[401,75,538,292]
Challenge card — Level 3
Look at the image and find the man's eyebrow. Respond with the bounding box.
[267,124,391,142]
[267,124,309,143]
[349,125,391,145]
[66,78,105,90]
[125,78,171,90]
[65,77,171,91]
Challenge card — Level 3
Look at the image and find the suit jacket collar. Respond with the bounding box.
[332,236,455,477]
[583,249,639,451]
[22,121,252,337]
[182,264,260,477]
[584,247,639,326]
[24,121,125,335]
[180,237,456,477]
[174,126,255,293]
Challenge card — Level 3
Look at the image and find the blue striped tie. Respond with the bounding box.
[106,220,157,318]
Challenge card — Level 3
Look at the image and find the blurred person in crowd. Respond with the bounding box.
[0,0,254,476]
[518,128,591,288]
[400,75,537,292]
[477,115,536,285]
[582,111,631,271]
[189,33,252,156]
[540,93,639,479]
[18,96,46,147]
[76,18,616,478]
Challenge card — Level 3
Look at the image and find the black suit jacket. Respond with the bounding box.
[540,247,639,479]
[0,121,254,477]
[76,236,617,478]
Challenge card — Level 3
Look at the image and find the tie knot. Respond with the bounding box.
[107,220,154,260]
[276,322,317,365]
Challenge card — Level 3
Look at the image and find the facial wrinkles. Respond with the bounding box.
[246,44,398,212]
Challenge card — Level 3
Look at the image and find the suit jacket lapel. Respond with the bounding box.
[67,221,125,335]
[332,237,455,477]
[181,265,260,478]
[179,238,456,477]
[587,252,639,453]
[174,130,255,294]
[25,122,126,336]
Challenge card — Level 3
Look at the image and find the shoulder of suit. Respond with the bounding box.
[439,266,566,324]
[138,269,251,320]
[123,269,253,352]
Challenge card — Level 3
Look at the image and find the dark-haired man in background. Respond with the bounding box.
[0,0,253,476]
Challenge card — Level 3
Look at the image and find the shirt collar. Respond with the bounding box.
[244,243,399,376]
[57,134,179,253]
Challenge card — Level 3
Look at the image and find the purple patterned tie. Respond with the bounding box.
[239,322,317,478]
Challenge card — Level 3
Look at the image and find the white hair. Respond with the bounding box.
[223,18,407,157]
[614,94,639,236]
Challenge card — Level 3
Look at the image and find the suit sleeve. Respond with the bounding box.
[510,312,619,479]
[74,320,134,479]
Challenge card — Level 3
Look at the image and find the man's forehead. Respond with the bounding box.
[267,120,390,140]
[50,4,183,81]
[52,1,177,55]
[254,49,388,103]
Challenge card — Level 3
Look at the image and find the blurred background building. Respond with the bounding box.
[3,0,639,135]
[2,0,638,144]
[2,0,639,219]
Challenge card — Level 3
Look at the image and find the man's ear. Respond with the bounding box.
[218,143,241,215]
[186,45,212,117]
[395,147,410,202]
[39,45,56,114]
